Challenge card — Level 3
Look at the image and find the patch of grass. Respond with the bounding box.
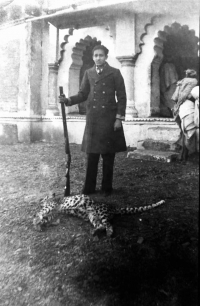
[0,143,198,306]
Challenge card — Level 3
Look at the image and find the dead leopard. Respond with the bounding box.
[33,194,165,237]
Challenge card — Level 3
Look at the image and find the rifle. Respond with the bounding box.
[59,86,71,196]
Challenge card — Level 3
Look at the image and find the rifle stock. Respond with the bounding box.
[59,86,71,196]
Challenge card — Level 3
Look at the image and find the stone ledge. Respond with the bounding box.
[125,118,175,122]
[137,139,181,152]
[0,115,176,123]
[127,149,179,163]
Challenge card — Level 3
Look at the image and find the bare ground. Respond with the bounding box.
[0,143,198,306]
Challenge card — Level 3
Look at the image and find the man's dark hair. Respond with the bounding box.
[92,45,109,56]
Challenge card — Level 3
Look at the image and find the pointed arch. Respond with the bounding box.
[70,35,101,70]
[151,22,199,117]
[68,35,101,114]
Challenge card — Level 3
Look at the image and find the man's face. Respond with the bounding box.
[93,49,107,66]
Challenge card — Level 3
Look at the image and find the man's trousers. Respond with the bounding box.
[82,153,115,194]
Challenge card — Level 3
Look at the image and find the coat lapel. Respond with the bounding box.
[89,63,114,82]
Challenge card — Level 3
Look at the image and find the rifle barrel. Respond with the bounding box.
[59,86,71,196]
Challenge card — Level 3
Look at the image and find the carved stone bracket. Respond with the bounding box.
[117,56,136,67]
[134,16,156,61]
[58,28,74,65]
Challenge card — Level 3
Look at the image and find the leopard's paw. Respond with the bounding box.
[91,226,106,236]
[106,227,114,237]
[33,222,43,232]
[33,216,45,232]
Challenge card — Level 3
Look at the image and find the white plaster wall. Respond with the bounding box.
[17,23,31,114]
[134,17,154,117]
[0,23,31,116]
[41,21,50,115]
[48,23,57,63]
[115,14,136,56]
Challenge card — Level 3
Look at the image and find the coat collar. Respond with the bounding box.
[89,62,114,82]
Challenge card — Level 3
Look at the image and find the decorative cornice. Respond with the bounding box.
[0,16,28,29]
[124,118,176,122]
[0,115,177,123]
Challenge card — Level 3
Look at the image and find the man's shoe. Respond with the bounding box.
[101,189,113,196]
[104,191,112,197]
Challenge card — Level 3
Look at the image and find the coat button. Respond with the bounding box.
[103,91,105,94]
[94,99,96,101]
[103,83,105,85]
[102,106,105,108]
[93,106,96,108]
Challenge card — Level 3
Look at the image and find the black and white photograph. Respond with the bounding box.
[0,0,199,305]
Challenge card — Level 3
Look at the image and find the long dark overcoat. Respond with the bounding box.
[69,63,127,154]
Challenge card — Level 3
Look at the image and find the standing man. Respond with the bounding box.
[59,45,127,195]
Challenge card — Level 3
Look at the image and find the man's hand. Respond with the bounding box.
[59,95,70,106]
[114,119,122,131]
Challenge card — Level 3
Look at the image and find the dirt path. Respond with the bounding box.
[0,143,198,306]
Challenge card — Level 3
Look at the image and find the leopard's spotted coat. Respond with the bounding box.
[33,194,165,237]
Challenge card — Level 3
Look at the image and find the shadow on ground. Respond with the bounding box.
[0,143,198,306]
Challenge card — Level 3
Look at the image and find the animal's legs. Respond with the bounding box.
[88,212,104,235]
[101,218,114,237]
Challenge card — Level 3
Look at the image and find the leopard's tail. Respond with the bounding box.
[116,200,165,215]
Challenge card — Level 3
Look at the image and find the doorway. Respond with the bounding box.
[78,40,101,114]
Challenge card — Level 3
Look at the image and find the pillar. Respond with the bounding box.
[150,57,162,116]
[115,14,138,119]
[46,63,59,116]
[117,56,138,119]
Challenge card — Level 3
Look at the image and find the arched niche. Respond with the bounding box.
[134,20,199,118]
[69,36,101,115]
[58,34,101,114]
[151,22,199,117]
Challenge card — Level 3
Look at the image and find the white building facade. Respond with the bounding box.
[0,0,199,146]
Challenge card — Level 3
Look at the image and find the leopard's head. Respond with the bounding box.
[39,193,61,206]
[33,194,57,231]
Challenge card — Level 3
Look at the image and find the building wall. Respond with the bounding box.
[0,20,46,143]
[0,21,46,117]
[0,24,21,112]
[0,1,199,144]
